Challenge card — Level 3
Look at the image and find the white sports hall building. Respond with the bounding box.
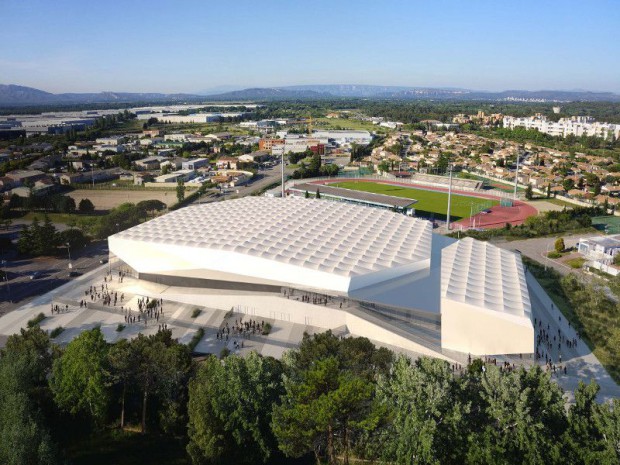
[108,197,534,358]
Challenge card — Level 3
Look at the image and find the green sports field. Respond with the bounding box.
[331,181,498,220]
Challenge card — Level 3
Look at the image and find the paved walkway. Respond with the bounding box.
[526,270,620,403]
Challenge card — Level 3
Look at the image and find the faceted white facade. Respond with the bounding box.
[441,238,534,355]
[109,197,432,293]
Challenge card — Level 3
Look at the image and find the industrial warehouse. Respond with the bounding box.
[108,196,534,357]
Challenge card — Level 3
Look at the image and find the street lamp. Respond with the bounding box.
[66,242,72,269]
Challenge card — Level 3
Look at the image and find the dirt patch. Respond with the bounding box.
[67,189,177,211]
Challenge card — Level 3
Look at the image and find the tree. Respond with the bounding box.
[272,333,392,465]
[78,198,95,213]
[464,365,567,465]
[49,328,110,426]
[0,327,58,464]
[187,353,284,464]
[17,216,59,256]
[59,228,89,251]
[136,199,167,217]
[107,339,133,429]
[304,190,309,198]
[176,179,186,203]
[51,195,76,214]
[525,183,534,200]
[315,188,321,199]
[562,178,575,192]
[555,237,565,253]
[273,356,380,465]
[0,352,58,465]
[130,330,192,434]
[378,160,391,173]
[562,381,610,464]
[377,356,466,465]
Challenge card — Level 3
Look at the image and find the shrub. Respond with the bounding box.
[220,347,231,359]
[262,322,272,336]
[189,328,205,352]
[116,323,125,332]
[78,198,95,213]
[555,237,565,253]
[191,308,201,318]
[27,312,46,328]
[50,326,64,338]
[566,257,586,269]
[547,251,562,259]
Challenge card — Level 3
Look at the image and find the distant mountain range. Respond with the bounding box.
[1,83,619,107]
[206,85,620,102]
[0,84,205,107]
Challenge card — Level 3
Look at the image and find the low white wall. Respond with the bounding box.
[586,261,620,276]
[161,288,450,360]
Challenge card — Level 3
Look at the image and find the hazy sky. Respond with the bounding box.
[1,0,618,94]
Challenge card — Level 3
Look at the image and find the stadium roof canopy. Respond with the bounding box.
[289,182,417,209]
[441,238,531,319]
[110,197,432,292]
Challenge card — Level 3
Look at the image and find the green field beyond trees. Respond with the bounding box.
[331,181,498,220]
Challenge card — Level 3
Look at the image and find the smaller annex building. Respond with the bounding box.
[108,197,534,357]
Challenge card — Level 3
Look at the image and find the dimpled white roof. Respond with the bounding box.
[441,238,531,318]
[113,197,432,277]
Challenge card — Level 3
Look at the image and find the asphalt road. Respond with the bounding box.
[492,234,585,276]
[1,164,294,313]
[188,163,295,205]
[0,241,109,315]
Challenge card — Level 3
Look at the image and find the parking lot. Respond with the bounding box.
[0,241,109,316]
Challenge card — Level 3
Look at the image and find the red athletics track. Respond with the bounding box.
[307,178,539,229]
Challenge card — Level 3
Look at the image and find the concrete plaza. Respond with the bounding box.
[0,262,618,403]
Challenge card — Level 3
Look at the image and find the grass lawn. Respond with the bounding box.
[315,117,380,132]
[21,212,100,224]
[331,181,498,220]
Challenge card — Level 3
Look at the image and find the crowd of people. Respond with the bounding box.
[50,303,70,314]
[283,288,348,308]
[123,296,164,327]
[216,315,269,352]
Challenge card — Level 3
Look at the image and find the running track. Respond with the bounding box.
[306,178,538,229]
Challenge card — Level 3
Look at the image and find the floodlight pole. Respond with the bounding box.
[513,152,520,200]
[446,164,453,231]
[281,152,285,198]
